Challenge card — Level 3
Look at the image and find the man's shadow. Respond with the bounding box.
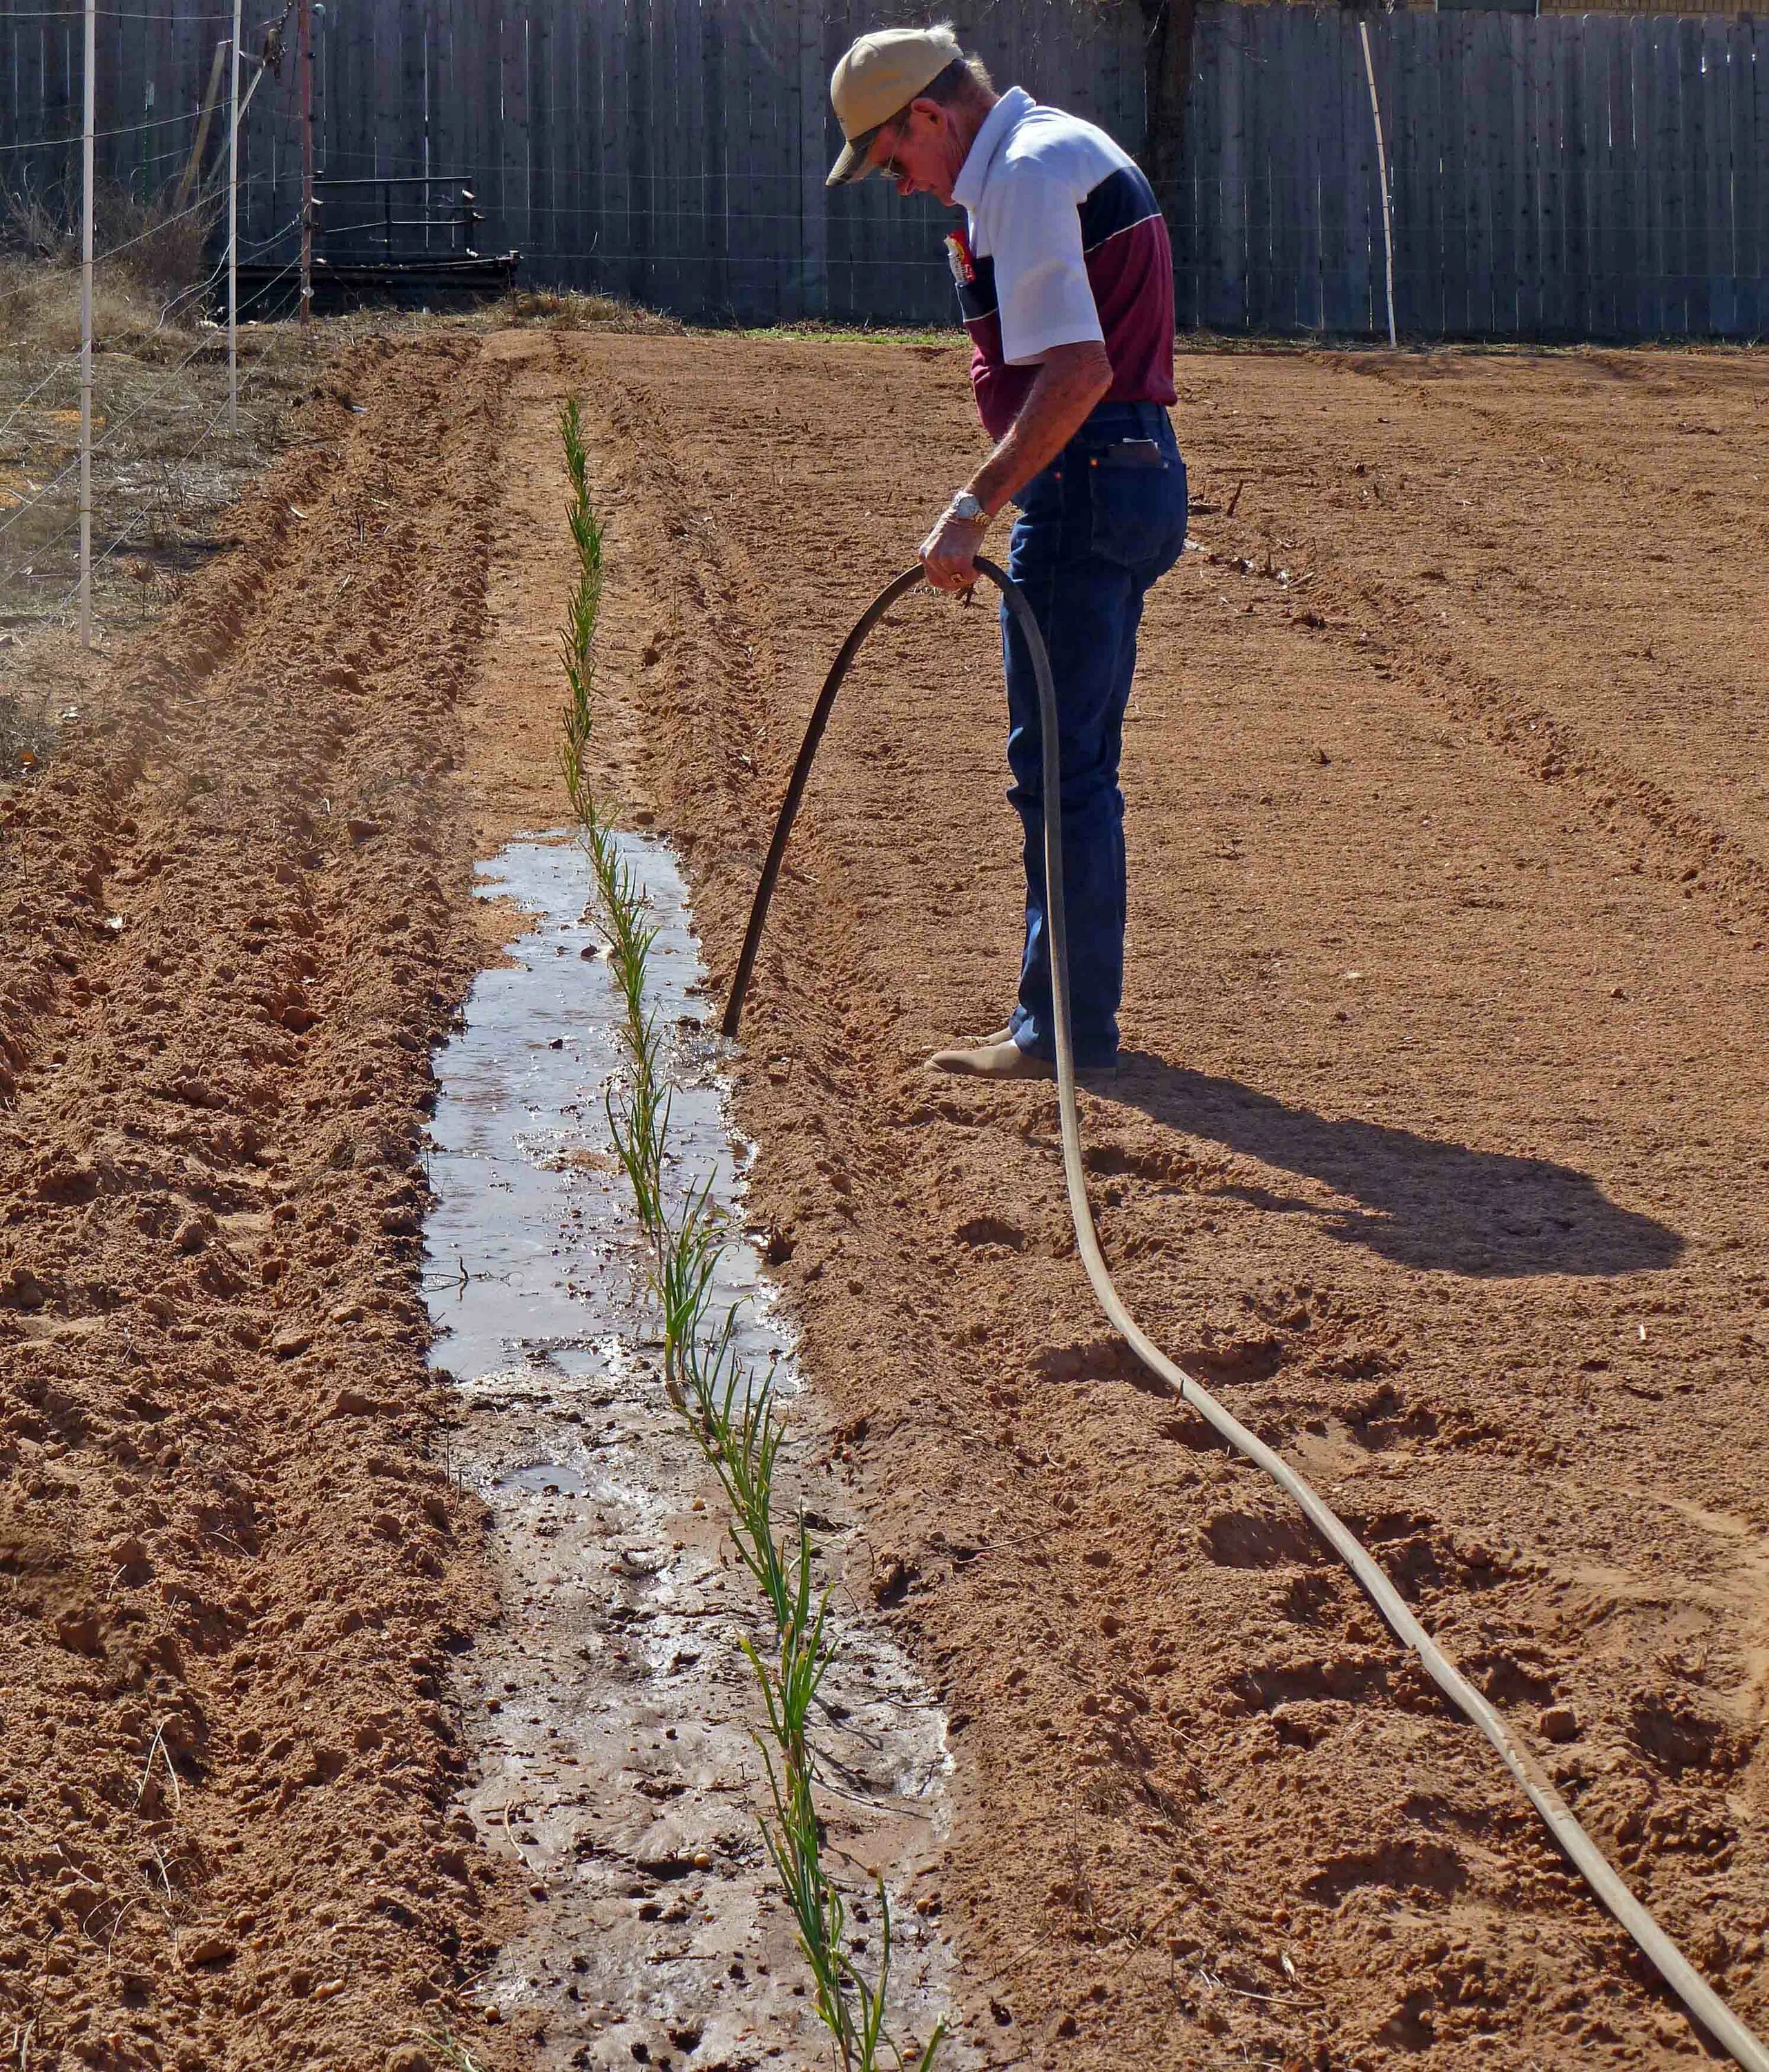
[1110,1053,1683,1278]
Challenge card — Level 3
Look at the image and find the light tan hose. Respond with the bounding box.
[723,560,1768,2071]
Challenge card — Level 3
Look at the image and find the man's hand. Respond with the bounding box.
[920,505,988,592]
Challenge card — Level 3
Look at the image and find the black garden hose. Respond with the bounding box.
[722,558,1768,2072]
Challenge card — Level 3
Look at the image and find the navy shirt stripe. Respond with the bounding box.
[1077,164,1160,253]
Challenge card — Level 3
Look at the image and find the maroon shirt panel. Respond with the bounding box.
[951,214,1177,442]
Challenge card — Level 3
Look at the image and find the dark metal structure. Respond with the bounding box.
[235,173,519,314]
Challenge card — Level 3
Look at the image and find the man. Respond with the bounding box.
[828,23,1188,1081]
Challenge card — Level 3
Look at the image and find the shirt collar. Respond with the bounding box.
[951,85,1032,214]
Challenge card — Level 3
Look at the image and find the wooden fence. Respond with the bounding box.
[1177,5,1769,338]
[3,0,1765,340]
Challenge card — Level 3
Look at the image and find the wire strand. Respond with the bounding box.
[0,323,222,542]
[90,186,222,267]
[19,242,304,585]
[0,105,205,157]
[26,291,291,597]
[0,360,81,448]
[41,384,238,617]
[0,8,210,17]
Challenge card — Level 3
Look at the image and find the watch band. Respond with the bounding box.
[948,490,989,526]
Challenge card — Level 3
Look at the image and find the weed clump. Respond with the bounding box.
[1,179,221,354]
[557,395,941,2072]
[505,286,682,334]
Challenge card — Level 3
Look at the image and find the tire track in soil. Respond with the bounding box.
[551,332,1769,2072]
[0,333,518,2071]
[1181,347,1769,939]
[1194,535,1769,953]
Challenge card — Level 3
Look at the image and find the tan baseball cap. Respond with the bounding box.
[825,23,964,187]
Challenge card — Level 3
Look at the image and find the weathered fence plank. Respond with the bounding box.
[1346,12,1377,337]
[1534,22,1560,334]
[1748,15,1768,335]
[1701,19,1732,333]
[1647,19,1675,332]
[1727,23,1748,332]
[1565,21,1593,337]
[1674,17,1699,329]
[1326,13,1367,336]
[1221,2,1249,332]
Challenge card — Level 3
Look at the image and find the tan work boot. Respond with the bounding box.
[926,1039,1053,1081]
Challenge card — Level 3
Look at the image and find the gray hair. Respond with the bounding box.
[917,23,994,101]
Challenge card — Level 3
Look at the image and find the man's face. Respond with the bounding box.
[864,99,963,208]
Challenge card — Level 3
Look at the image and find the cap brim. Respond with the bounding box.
[825,124,882,187]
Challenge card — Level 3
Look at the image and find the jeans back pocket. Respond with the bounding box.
[1087,450,1188,577]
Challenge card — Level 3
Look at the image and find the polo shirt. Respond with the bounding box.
[947,85,1177,442]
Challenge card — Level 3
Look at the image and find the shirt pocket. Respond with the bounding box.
[1086,450,1188,576]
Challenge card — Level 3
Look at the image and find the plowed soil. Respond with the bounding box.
[3,325,1766,2072]
[0,333,510,2072]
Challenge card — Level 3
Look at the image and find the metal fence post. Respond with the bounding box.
[79,0,95,648]
[228,0,241,430]
[1360,17,1398,347]
[299,0,313,322]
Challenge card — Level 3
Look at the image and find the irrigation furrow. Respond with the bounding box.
[556,396,945,2072]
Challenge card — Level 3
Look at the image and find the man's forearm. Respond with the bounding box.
[918,340,1113,593]
[965,342,1114,517]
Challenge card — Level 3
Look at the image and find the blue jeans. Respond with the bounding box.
[1002,401,1188,1068]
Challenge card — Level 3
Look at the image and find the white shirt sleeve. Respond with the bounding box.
[985,159,1104,365]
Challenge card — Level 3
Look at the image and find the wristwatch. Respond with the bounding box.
[947,490,989,526]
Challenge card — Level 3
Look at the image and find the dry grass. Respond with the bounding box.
[496,285,684,335]
[0,683,57,774]
[2,178,220,323]
[0,258,207,363]
[0,181,329,731]
[0,266,319,621]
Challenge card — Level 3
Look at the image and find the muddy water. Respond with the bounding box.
[423,835,960,2072]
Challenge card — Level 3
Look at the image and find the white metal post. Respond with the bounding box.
[797,0,828,320]
[298,0,313,324]
[1360,19,1398,351]
[79,0,95,646]
[228,0,241,432]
